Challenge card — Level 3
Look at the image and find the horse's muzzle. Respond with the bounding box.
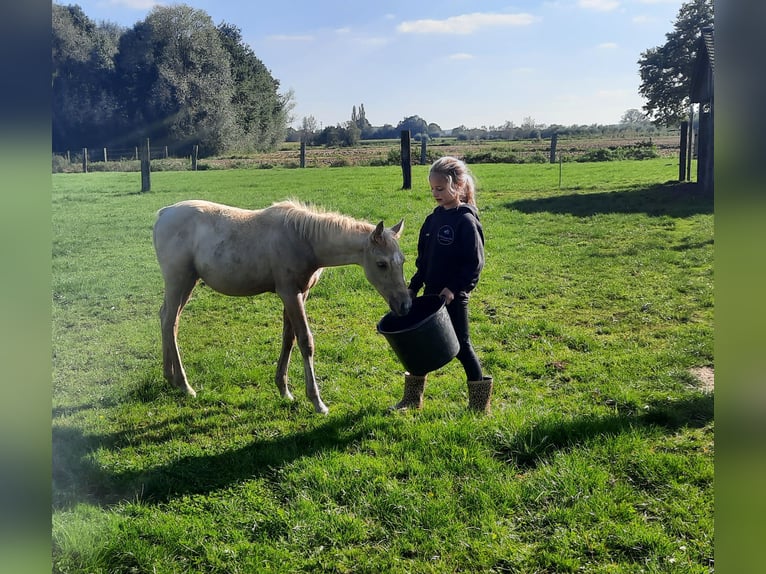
[391,297,412,317]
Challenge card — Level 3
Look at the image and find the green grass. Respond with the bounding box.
[52,158,713,573]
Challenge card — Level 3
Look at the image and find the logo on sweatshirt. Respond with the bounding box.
[437,225,455,245]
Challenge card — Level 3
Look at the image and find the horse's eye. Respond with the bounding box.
[376,261,388,269]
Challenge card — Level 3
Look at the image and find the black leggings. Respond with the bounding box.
[446,296,483,381]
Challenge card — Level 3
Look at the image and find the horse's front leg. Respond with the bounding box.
[275,307,296,402]
[278,291,328,415]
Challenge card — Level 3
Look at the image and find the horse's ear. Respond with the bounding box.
[372,221,385,245]
[390,219,404,239]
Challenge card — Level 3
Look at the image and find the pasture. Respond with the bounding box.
[52,159,713,573]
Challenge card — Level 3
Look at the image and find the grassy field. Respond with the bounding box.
[52,158,713,573]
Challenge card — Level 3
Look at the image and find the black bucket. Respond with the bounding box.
[377,295,459,376]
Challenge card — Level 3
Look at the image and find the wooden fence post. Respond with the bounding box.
[420,138,427,165]
[103,147,108,163]
[82,148,88,173]
[191,145,198,171]
[400,130,411,190]
[686,109,694,181]
[549,133,558,164]
[679,121,688,182]
[140,139,151,192]
[300,141,306,168]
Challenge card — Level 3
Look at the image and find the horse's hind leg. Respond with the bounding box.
[275,308,296,402]
[159,274,198,396]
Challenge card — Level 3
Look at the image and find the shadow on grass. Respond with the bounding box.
[53,403,376,509]
[493,392,714,469]
[505,182,713,218]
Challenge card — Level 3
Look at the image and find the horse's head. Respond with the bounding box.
[363,220,412,316]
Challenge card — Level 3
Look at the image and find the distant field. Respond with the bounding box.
[223,134,681,169]
[53,134,682,172]
[52,159,712,573]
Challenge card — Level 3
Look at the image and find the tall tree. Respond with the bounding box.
[300,115,318,144]
[637,0,714,126]
[620,109,649,125]
[217,23,290,151]
[113,5,236,155]
[396,115,428,138]
[52,4,122,150]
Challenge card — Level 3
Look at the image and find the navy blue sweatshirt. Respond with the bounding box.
[408,203,485,298]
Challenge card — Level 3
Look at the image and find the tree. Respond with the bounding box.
[637,0,713,126]
[427,123,442,138]
[300,115,318,144]
[217,23,290,151]
[113,5,236,155]
[344,121,361,146]
[396,115,428,139]
[52,4,122,150]
[620,108,649,125]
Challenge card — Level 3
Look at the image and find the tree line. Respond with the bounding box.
[286,110,672,148]
[53,3,292,157]
[53,0,712,157]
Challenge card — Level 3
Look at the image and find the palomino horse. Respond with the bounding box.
[153,199,412,414]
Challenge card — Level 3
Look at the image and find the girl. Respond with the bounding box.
[392,156,493,414]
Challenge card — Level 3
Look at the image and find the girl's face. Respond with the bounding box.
[429,173,460,209]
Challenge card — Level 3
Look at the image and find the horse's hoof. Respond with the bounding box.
[314,402,329,415]
[176,382,196,397]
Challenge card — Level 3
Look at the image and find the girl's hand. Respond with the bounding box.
[439,288,455,305]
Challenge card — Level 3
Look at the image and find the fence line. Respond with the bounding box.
[52,134,687,173]
[54,145,181,163]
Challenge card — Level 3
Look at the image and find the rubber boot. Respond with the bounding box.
[467,376,493,414]
[389,372,426,411]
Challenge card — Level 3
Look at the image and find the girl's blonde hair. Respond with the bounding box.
[429,156,477,206]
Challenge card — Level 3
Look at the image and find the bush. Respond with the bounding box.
[577,148,617,162]
[625,142,659,160]
[52,154,73,173]
[576,143,659,163]
[385,147,439,166]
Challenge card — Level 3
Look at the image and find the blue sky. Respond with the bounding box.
[67,0,685,130]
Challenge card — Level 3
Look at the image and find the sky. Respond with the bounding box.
[66,0,686,130]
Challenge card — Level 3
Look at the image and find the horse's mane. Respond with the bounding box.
[270,200,374,239]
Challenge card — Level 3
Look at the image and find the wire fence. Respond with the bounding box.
[52,133,686,174]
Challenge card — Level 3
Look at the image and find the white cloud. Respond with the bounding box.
[448,53,474,60]
[578,0,620,11]
[397,12,536,35]
[597,42,618,49]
